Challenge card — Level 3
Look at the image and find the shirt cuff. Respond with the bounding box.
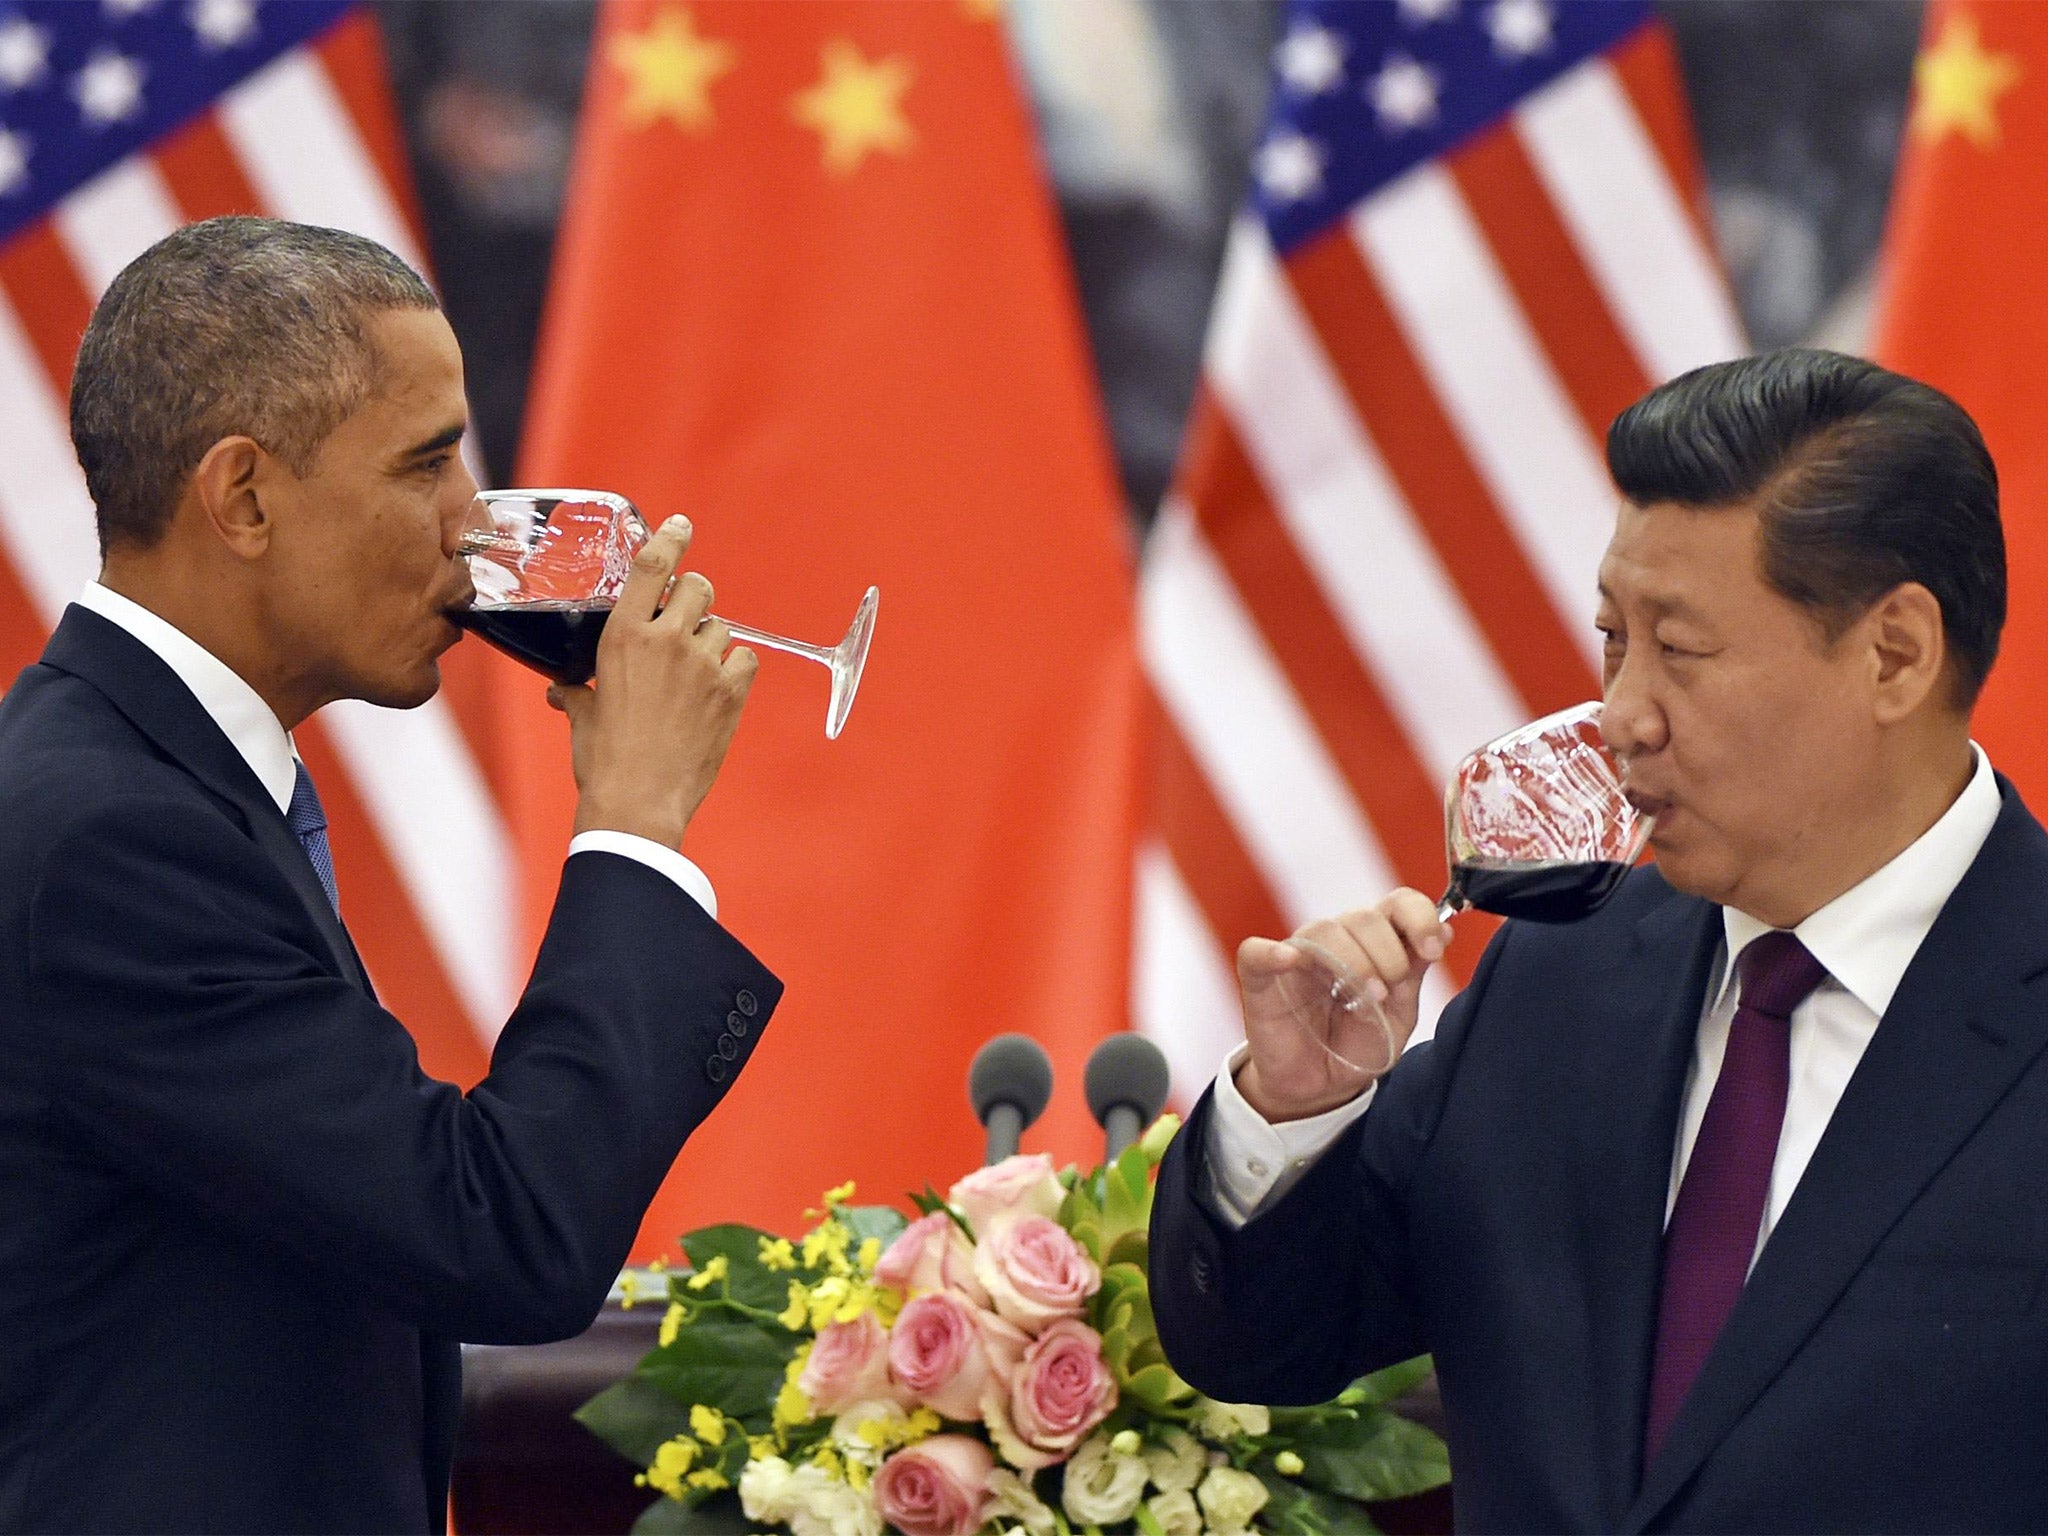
[567,831,717,919]
[1202,1044,1376,1229]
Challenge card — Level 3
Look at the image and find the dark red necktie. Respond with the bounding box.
[1643,929,1827,1467]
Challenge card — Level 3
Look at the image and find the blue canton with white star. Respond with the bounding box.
[1256,0,1653,256]
[0,0,354,246]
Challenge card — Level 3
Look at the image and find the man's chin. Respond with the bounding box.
[358,661,442,711]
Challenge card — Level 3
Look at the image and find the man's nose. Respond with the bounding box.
[1601,652,1667,759]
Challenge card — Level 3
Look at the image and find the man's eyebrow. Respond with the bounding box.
[399,422,466,460]
[1593,581,1708,622]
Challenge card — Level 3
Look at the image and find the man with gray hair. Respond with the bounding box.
[0,216,776,1532]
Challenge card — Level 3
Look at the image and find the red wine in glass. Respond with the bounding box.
[455,600,609,686]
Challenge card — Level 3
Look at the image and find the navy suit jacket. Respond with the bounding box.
[1152,779,2048,1532]
[0,607,781,1533]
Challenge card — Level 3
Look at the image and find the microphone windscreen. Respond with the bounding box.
[968,1034,1054,1129]
[1083,1033,1171,1130]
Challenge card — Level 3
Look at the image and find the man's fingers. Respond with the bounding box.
[548,681,594,722]
[657,571,716,632]
[1238,934,1313,980]
[1383,886,1452,960]
[613,517,693,625]
[723,644,760,687]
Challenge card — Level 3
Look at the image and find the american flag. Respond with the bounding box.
[0,0,512,1084]
[1133,0,1746,1101]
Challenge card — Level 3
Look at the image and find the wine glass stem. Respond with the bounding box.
[718,617,835,667]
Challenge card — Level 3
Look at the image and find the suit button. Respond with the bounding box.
[717,1033,739,1061]
[1191,1255,1212,1294]
[706,1056,728,1084]
[727,1010,748,1037]
[736,989,759,1017]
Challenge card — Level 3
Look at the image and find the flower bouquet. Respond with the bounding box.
[578,1117,1448,1534]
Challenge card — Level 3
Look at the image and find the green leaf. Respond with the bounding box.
[628,1490,752,1534]
[680,1225,798,1313]
[1255,1472,1383,1535]
[636,1315,793,1424]
[1347,1356,1435,1408]
[1125,1361,1196,1411]
[574,1377,695,1467]
[839,1203,909,1252]
[1287,1408,1451,1503]
[1104,1229,1149,1270]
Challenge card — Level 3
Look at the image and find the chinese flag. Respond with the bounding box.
[516,1,1139,1247]
[1875,1,2048,800]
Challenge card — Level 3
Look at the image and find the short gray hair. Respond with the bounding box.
[69,215,439,554]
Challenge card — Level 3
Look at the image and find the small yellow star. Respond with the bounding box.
[961,0,1004,18]
[1911,11,2022,149]
[610,6,736,133]
[791,39,915,175]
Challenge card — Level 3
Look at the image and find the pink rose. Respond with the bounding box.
[872,1434,994,1536]
[974,1213,1101,1331]
[949,1153,1065,1235]
[887,1292,1027,1421]
[1003,1319,1117,1463]
[876,1212,989,1307]
[798,1312,898,1416]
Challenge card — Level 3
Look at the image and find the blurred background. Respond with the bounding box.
[377,0,1924,516]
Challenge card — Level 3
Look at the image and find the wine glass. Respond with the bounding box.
[454,489,879,740]
[1274,701,1652,1076]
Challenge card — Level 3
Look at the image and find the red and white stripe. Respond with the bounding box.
[1135,27,1745,1104]
[0,15,514,1079]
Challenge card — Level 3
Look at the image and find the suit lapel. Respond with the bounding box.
[1625,784,2048,1531]
[1573,885,1721,1527]
[40,606,370,992]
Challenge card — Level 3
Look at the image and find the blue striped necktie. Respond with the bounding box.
[286,760,341,916]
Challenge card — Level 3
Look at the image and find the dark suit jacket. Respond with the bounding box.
[1153,778,2048,1533]
[0,607,782,1534]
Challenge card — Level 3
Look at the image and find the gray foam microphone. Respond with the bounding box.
[968,1034,1054,1165]
[1084,1033,1172,1161]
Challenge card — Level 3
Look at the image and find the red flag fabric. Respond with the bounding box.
[1874,1,2048,801]
[518,1,1139,1248]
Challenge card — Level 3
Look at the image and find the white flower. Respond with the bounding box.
[1196,1398,1271,1440]
[1061,1431,1150,1526]
[1144,1427,1206,1494]
[830,1399,910,1470]
[1147,1487,1205,1536]
[983,1467,1058,1536]
[786,1464,882,1536]
[740,1456,801,1524]
[1197,1466,1270,1534]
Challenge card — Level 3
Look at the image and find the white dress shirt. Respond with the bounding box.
[75,581,718,917]
[1206,745,2003,1233]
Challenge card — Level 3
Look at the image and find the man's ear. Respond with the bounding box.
[1866,580,1949,724]
[189,435,272,560]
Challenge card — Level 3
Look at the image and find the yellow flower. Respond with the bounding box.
[773,1379,812,1431]
[907,1407,941,1440]
[824,1180,857,1206]
[1274,1450,1306,1477]
[658,1302,687,1349]
[857,1237,881,1272]
[846,1460,871,1494]
[811,1444,845,1479]
[759,1236,798,1272]
[802,1220,854,1276]
[648,1255,669,1274]
[780,1282,811,1331]
[684,1254,729,1292]
[618,1272,644,1310]
[749,1434,780,1461]
[686,1468,729,1491]
[690,1404,728,1446]
[639,1435,697,1500]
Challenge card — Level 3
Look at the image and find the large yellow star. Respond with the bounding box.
[609,7,736,133]
[791,40,915,175]
[1911,11,2022,149]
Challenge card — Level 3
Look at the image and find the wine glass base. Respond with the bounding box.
[826,586,879,740]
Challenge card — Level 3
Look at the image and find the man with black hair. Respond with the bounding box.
[0,216,775,1533]
[1152,349,2043,1530]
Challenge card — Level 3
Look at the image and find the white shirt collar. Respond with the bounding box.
[75,581,298,815]
[1713,743,2002,1020]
